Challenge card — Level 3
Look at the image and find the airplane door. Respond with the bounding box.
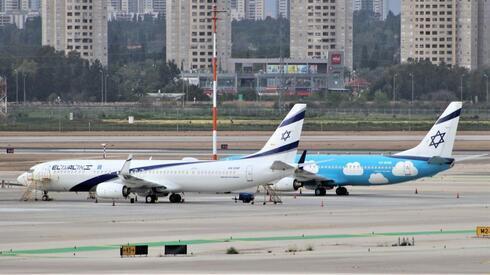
[246,166,253,182]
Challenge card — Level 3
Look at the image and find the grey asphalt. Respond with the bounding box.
[0,134,490,143]
[0,162,489,274]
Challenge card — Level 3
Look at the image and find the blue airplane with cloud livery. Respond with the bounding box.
[271,101,464,196]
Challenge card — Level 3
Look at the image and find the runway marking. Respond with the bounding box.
[0,229,474,257]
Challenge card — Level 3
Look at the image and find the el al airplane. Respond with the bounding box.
[16,104,306,203]
[271,102,470,196]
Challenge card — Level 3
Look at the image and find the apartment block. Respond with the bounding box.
[353,0,384,19]
[166,0,231,72]
[42,0,108,66]
[290,0,353,69]
[278,0,289,19]
[401,0,490,70]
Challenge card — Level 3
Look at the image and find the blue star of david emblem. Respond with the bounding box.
[429,130,446,148]
[281,130,291,141]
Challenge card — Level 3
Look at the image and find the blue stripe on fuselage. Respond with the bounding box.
[69,161,209,192]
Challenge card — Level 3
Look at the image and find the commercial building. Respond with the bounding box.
[41,0,108,66]
[400,0,490,70]
[166,0,231,72]
[182,55,346,96]
[289,0,353,70]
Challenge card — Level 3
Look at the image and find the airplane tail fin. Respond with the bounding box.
[242,103,306,163]
[395,102,462,159]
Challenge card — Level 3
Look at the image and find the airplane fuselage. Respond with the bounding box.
[301,154,452,187]
[28,158,291,193]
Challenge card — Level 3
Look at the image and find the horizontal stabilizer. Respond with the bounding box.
[294,169,331,182]
[454,154,489,163]
[427,156,454,165]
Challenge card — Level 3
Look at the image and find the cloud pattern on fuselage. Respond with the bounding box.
[368,173,389,184]
[342,162,364,176]
[392,161,419,177]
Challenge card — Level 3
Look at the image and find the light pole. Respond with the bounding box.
[23,73,27,104]
[460,74,464,102]
[393,73,398,103]
[409,72,414,131]
[392,73,398,116]
[14,69,18,103]
[105,73,109,103]
[484,74,488,105]
[100,69,104,104]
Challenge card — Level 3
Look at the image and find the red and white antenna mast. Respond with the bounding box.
[211,4,225,161]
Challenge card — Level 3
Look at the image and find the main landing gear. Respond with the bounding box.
[314,188,326,196]
[145,193,184,203]
[336,186,349,196]
[169,193,183,203]
[41,191,50,201]
[145,194,158,203]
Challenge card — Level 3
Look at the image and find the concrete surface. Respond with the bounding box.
[0,161,489,274]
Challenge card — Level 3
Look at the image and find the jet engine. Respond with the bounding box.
[273,177,303,191]
[96,182,130,199]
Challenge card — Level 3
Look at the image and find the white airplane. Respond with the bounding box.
[17,104,306,203]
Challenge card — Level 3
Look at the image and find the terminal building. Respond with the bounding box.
[182,52,347,96]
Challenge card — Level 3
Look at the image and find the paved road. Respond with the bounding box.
[1,135,490,143]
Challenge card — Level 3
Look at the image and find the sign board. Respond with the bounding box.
[476,226,490,237]
[164,245,187,255]
[120,245,148,257]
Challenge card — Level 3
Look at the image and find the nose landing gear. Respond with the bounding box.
[41,191,51,201]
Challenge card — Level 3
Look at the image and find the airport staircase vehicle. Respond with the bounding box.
[20,172,36,201]
[260,184,282,204]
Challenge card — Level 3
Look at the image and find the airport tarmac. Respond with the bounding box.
[0,132,489,273]
[0,161,489,274]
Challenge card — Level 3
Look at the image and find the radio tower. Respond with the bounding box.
[211,4,226,160]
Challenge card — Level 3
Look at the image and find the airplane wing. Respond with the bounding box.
[117,155,169,189]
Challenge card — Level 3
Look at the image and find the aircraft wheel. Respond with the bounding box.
[146,195,156,203]
[169,193,182,203]
[315,188,326,196]
[336,187,349,196]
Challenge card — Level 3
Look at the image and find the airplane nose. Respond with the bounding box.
[17,172,28,186]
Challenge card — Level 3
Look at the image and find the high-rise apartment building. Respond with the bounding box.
[401,0,490,70]
[42,0,108,66]
[289,0,353,69]
[278,0,289,19]
[230,0,245,20]
[2,0,19,12]
[353,0,383,19]
[245,0,264,20]
[166,0,231,72]
[152,0,166,15]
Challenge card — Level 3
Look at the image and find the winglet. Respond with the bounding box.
[298,150,307,165]
[119,154,133,176]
